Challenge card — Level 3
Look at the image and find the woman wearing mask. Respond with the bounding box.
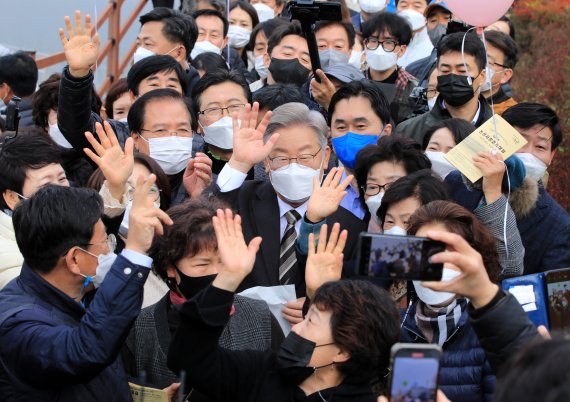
[400,200,500,402]
[123,199,283,399]
[167,209,401,401]
[228,2,259,71]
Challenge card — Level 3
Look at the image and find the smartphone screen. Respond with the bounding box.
[357,233,445,281]
[390,346,441,402]
[545,268,570,331]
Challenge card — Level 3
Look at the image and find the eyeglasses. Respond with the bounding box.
[83,234,117,254]
[487,60,508,69]
[126,183,161,202]
[138,128,193,140]
[361,182,394,196]
[364,37,399,52]
[426,87,438,98]
[198,104,246,120]
[268,147,322,169]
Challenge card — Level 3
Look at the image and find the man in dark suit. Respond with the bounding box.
[214,101,366,323]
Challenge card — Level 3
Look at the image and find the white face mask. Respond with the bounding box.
[49,123,74,149]
[427,97,437,111]
[228,25,251,49]
[426,151,455,179]
[146,136,193,175]
[119,200,160,239]
[516,152,548,182]
[366,47,398,72]
[319,49,350,69]
[133,46,156,64]
[92,252,118,288]
[398,9,427,32]
[118,117,129,124]
[201,116,234,150]
[253,3,275,23]
[413,268,461,307]
[359,0,386,14]
[255,55,269,79]
[348,50,363,70]
[481,66,503,93]
[383,225,407,236]
[365,192,384,218]
[270,162,320,203]
[191,41,222,59]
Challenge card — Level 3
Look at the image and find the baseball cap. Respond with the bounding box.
[323,63,365,83]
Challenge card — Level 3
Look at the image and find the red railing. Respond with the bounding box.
[35,0,149,97]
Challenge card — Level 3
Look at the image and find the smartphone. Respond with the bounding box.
[389,343,442,402]
[357,232,445,281]
[545,267,570,332]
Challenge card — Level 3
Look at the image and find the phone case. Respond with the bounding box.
[502,273,549,330]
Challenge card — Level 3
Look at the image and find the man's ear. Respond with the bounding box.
[2,190,20,211]
[177,45,187,64]
[500,68,513,85]
[323,146,331,171]
[263,158,271,174]
[221,37,228,50]
[383,123,393,136]
[131,132,140,150]
[397,45,408,58]
[129,90,136,102]
[64,247,83,276]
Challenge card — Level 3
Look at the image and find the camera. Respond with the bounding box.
[408,86,429,115]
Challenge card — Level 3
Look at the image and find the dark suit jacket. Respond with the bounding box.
[215,181,366,293]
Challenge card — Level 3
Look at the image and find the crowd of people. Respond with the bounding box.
[0,0,569,401]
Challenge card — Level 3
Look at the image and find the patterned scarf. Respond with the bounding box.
[414,298,467,346]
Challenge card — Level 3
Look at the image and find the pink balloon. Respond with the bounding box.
[445,0,514,27]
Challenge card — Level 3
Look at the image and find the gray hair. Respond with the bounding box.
[263,102,328,148]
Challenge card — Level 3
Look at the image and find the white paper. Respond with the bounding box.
[238,285,297,336]
[508,285,536,305]
[522,302,538,312]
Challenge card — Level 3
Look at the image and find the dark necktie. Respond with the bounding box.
[279,210,301,285]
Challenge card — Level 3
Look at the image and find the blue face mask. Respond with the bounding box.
[331,129,384,170]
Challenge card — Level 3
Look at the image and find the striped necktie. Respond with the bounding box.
[279,210,301,285]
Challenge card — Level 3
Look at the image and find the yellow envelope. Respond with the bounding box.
[444,115,527,183]
[129,382,170,402]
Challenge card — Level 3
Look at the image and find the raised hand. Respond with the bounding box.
[125,174,173,255]
[310,70,337,111]
[212,209,262,292]
[473,151,505,204]
[59,10,100,77]
[84,121,134,200]
[305,223,347,300]
[228,102,279,174]
[183,152,213,199]
[306,167,353,223]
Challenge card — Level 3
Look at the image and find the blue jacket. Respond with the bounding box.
[0,255,149,401]
[400,303,495,402]
[445,171,570,275]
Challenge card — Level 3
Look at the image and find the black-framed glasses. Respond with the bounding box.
[198,104,246,120]
[487,60,508,69]
[361,182,394,196]
[364,37,399,52]
[268,147,323,169]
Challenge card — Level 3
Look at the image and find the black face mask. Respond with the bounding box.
[174,265,217,299]
[268,57,311,87]
[276,331,335,385]
[428,24,447,46]
[436,73,477,107]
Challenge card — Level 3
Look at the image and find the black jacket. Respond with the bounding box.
[168,285,378,402]
[17,98,34,127]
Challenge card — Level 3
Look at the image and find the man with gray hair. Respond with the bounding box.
[214,101,366,324]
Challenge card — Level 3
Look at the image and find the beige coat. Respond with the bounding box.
[0,211,23,289]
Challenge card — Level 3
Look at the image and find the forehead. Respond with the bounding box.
[199,81,247,106]
[275,34,308,52]
[438,51,479,69]
[139,21,168,41]
[316,24,349,41]
[515,124,553,143]
[271,124,322,153]
[484,43,505,62]
[230,7,251,21]
[143,98,190,122]
[26,163,65,180]
[333,96,377,119]
[197,15,224,31]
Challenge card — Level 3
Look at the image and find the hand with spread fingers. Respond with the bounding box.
[59,10,100,78]
[305,223,347,300]
[125,174,174,255]
[183,152,213,199]
[420,230,500,309]
[473,151,505,204]
[212,209,262,292]
[310,70,337,111]
[306,167,353,223]
[84,121,134,200]
[228,102,279,174]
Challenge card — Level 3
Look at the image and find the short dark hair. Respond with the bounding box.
[484,30,519,69]
[13,185,103,274]
[315,20,356,49]
[191,70,251,116]
[127,88,194,134]
[437,32,487,73]
[191,52,229,74]
[362,12,412,46]
[127,55,188,96]
[0,133,61,210]
[150,197,229,282]
[502,102,564,150]
[267,21,304,56]
[421,118,474,150]
[395,0,429,5]
[253,83,304,111]
[376,169,448,226]
[87,153,172,211]
[248,18,289,50]
[0,51,38,97]
[328,80,392,128]
[355,136,432,201]
[230,1,260,30]
[192,9,229,37]
[139,7,198,61]
[407,200,501,282]
[498,15,516,40]
[312,280,400,389]
[32,74,61,129]
[104,78,129,120]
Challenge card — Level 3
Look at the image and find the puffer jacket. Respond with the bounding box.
[400,302,495,402]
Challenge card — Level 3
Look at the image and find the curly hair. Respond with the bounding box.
[312,280,400,391]
[407,200,501,283]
